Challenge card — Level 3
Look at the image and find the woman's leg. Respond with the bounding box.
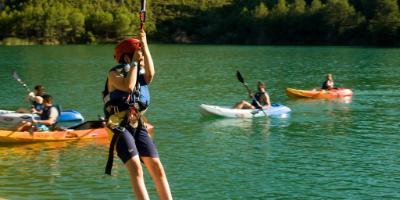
[131,125,172,200]
[124,156,150,200]
[142,157,172,200]
[116,127,149,200]
[233,100,246,109]
[234,100,254,109]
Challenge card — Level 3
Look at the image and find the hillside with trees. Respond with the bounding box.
[0,0,399,45]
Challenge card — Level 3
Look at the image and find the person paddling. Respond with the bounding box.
[28,85,46,113]
[103,29,172,200]
[15,94,59,132]
[321,73,334,90]
[234,81,271,109]
[16,84,46,113]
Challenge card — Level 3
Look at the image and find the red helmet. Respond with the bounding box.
[114,38,141,62]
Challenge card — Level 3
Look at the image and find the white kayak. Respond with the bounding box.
[199,103,291,118]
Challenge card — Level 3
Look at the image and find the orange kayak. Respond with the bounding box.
[0,121,155,143]
[0,121,108,143]
[286,88,353,99]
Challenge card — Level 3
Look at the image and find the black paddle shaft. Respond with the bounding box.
[236,70,252,94]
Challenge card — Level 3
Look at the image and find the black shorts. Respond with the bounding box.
[113,124,159,163]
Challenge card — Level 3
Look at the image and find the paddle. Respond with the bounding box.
[11,71,38,130]
[12,70,35,110]
[12,70,31,93]
[236,70,268,116]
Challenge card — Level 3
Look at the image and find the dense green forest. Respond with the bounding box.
[0,0,399,45]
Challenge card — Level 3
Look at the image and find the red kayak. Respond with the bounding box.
[286,88,353,99]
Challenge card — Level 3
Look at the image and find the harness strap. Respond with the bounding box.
[105,126,122,175]
[103,66,144,117]
[105,103,129,115]
[105,112,143,175]
[133,65,141,102]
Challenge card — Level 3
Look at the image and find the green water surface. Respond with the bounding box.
[0,45,399,199]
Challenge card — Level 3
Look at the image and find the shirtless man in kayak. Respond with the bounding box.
[234,81,271,109]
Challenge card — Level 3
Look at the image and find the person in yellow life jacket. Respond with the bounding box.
[103,29,172,200]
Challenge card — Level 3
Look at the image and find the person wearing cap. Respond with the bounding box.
[234,81,271,109]
[102,29,172,200]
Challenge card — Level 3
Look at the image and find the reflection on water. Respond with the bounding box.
[203,117,257,129]
[0,139,112,199]
[200,114,292,138]
[287,96,352,104]
[204,117,270,136]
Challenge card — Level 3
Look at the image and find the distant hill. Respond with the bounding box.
[1,0,399,46]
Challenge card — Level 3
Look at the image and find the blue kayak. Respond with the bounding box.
[58,109,85,122]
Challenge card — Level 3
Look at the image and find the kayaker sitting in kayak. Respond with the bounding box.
[28,85,46,113]
[321,74,334,90]
[16,84,46,113]
[14,94,59,132]
[233,81,271,109]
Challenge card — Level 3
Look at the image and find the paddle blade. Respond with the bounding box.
[12,70,21,82]
[12,70,30,92]
[236,70,244,84]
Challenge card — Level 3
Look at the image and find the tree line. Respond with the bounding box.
[0,0,399,45]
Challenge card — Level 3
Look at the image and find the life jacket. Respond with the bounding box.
[31,93,46,111]
[252,92,267,108]
[32,101,44,111]
[322,80,335,90]
[102,64,150,118]
[40,105,61,130]
[321,80,329,90]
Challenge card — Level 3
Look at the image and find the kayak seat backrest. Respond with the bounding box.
[54,104,62,122]
[69,120,105,130]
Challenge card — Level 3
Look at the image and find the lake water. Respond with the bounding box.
[0,45,399,199]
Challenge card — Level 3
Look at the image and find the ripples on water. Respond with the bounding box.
[0,46,400,199]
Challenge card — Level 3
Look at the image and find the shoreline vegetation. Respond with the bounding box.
[1,0,399,46]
